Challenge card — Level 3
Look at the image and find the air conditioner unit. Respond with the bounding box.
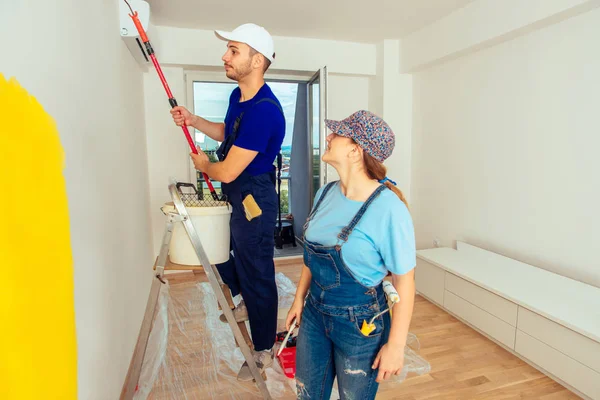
[119,0,158,67]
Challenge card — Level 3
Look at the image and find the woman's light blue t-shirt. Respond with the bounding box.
[304,182,416,287]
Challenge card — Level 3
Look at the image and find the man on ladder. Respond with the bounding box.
[171,23,285,381]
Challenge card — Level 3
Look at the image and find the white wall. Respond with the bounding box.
[1,1,154,398]
[400,0,600,73]
[153,26,377,75]
[143,67,192,256]
[326,74,371,183]
[378,40,413,203]
[410,7,600,287]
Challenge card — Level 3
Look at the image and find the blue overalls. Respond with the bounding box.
[296,182,391,400]
[215,98,282,352]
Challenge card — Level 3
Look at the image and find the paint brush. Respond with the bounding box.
[277,317,296,357]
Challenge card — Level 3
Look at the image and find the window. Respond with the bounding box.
[190,80,298,213]
[192,82,236,151]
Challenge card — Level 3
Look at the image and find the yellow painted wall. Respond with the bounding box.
[0,74,77,399]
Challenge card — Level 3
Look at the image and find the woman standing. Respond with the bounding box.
[286,110,416,399]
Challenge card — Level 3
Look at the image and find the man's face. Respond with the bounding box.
[222,42,254,82]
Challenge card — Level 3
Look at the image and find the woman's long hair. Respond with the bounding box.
[363,153,409,209]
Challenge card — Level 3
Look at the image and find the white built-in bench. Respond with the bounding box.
[416,241,600,400]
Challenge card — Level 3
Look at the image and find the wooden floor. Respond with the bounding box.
[148,259,580,400]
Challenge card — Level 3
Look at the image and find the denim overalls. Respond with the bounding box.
[296,182,391,400]
[214,98,282,352]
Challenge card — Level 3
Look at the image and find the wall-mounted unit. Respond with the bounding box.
[119,0,157,68]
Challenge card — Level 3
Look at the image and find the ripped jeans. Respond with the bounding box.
[295,295,391,400]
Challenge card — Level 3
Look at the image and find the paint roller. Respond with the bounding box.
[277,317,297,357]
[123,0,219,201]
[360,281,400,336]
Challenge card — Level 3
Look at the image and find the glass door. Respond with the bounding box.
[308,66,328,206]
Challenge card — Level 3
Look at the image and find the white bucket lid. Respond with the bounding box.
[162,202,232,216]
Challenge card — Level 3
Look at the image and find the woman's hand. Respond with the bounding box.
[373,272,415,382]
[285,298,304,331]
[372,343,405,383]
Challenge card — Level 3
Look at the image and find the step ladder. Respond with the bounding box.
[152,179,272,399]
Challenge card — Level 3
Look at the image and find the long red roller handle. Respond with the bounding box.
[126,4,218,200]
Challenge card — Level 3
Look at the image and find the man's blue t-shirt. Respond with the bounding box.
[223,84,285,176]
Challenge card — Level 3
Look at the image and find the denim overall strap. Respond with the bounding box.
[337,184,387,244]
[303,181,337,234]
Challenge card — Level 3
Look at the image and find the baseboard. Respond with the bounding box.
[274,255,303,266]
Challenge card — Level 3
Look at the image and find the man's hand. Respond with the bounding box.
[171,106,196,127]
[190,145,257,183]
[190,146,210,172]
[372,343,405,383]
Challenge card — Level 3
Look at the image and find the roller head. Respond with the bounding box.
[382,280,400,304]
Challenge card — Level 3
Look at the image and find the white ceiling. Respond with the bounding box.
[146,0,474,43]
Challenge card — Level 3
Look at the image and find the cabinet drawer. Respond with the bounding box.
[516,330,600,399]
[518,307,600,373]
[446,273,518,326]
[415,259,445,306]
[445,290,516,349]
